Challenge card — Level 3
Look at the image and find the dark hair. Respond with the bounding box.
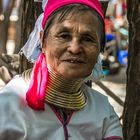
[43,4,105,52]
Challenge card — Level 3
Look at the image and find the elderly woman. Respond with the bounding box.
[0,0,123,139]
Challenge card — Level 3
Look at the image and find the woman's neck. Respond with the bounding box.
[45,69,87,110]
[47,68,84,93]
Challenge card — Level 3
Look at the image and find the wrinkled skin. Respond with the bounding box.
[41,11,100,80]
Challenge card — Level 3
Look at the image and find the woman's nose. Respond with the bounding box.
[67,38,82,54]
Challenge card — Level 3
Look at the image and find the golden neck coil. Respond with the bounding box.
[45,69,87,110]
[22,69,87,110]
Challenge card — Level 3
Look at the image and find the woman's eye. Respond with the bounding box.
[82,35,95,42]
[59,33,71,40]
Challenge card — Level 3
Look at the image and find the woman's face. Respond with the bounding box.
[41,11,100,80]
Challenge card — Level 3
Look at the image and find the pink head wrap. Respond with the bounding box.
[26,0,104,110]
[42,0,104,29]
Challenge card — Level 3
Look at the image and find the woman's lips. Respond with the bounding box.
[63,57,85,63]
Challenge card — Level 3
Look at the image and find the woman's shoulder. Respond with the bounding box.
[0,75,32,122]
[0,68,31,94]
[82,83,113,115]
[0,75,28,103]
[0,75,32,139]
[82,83,109,103]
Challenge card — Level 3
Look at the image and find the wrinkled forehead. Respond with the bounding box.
[51,10,100,34]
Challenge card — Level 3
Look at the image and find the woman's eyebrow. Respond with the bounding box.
[81,30,98,38]
[81,31,94,35]
[57,27,71,33]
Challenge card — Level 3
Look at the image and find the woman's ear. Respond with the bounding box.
[40,31,44,49]
[40,31,47,53]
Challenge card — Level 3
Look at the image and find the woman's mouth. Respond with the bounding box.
[63,57,85,64]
